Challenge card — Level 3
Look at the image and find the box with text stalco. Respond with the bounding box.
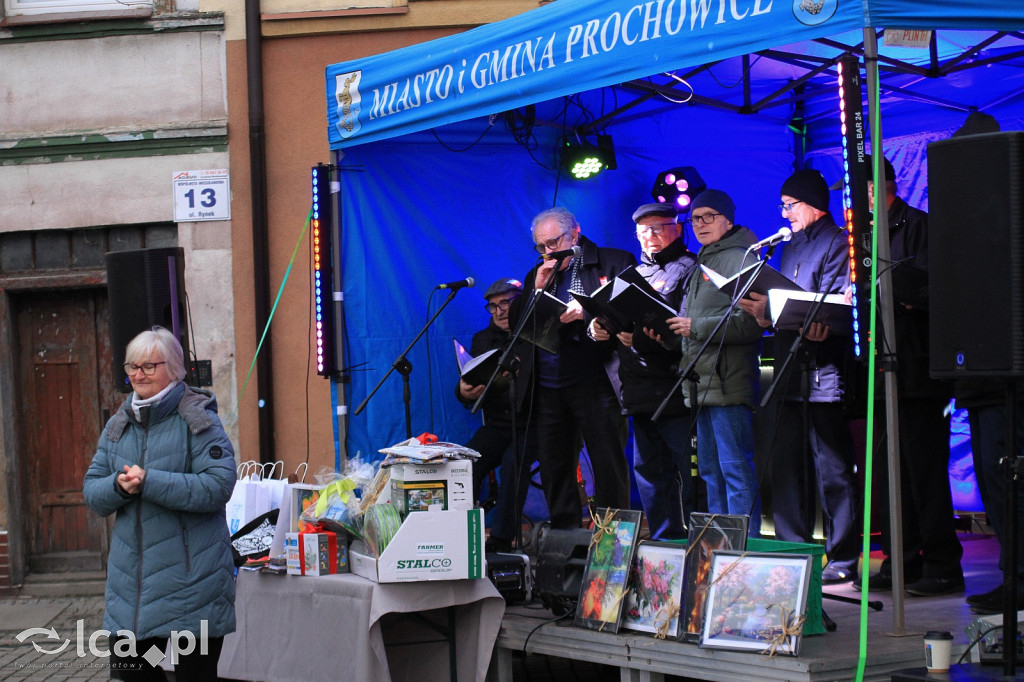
[387,460,474,512]
[349,508,484,582]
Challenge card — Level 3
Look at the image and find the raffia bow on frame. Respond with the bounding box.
[761,603,805,657]
[588,507,618,553]
[653,600,681,639]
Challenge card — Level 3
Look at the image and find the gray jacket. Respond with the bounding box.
[83,383,236,639]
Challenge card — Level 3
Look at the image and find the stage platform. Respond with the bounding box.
[489,532,1015,682]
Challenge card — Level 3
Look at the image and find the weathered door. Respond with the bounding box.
[17,289,115,568]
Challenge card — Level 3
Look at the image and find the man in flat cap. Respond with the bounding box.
[456,277,539,552]
[590,202,699,539]
[740,168,860,582]
[665,189,765,537]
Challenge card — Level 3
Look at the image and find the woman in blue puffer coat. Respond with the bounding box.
[84,326,236,681]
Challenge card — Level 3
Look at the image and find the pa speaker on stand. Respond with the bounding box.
[105,247,191,391]
[928,131,1024,379]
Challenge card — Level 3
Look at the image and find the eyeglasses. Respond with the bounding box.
[485,299,514,313]
[689,213,721,226]
[635,222,677,237]
[779,201,804,213]
[534,231,570,254]
[123,362,166,376]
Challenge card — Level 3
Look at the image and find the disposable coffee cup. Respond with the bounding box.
[924,630,953,673]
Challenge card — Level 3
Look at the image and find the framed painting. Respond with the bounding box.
[574,508,644,633]
[699,550,813,656]
[679,512,749,643]
[621,541,687,637]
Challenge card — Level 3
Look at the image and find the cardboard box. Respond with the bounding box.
[392,480,447,515]
[349,508,484,582]
[387,461,473,511]
[285,532,349,576]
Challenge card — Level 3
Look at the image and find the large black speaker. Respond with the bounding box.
[106,247,190,391]
[928,131,1024,378]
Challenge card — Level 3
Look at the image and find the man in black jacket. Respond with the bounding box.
[456,277,538,552]
[590,202,698,539]
[860,156,964,596]
[511,207,636,530]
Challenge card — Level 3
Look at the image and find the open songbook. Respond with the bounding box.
[518,290,568,354]
[767,289,853,335]
[452,338,501,386]
[700,261,803,299]
[571,268,678,339]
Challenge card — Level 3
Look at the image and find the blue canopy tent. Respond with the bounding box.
[322,0,1024,659]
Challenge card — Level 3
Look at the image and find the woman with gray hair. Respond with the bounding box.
[84,326,236,680]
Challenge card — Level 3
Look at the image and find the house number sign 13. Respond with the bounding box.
[173,169,231,222]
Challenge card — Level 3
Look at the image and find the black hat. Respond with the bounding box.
[484,278,523,300]
[691,189,736,224]
[863,155,895,181]
[781,169,830,212]
[632,203,678,223]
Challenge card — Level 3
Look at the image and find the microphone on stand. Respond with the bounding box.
[746,227,794,252]
[437,277,475,290]
[542,245,582,261]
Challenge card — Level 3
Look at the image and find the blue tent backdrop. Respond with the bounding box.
[323,1,1024,487]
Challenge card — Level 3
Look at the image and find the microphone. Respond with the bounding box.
[437,277,475,290]
[747,227,793,251]
[542,245,582,261]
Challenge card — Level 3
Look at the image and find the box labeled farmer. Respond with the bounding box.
[349,508,483,582]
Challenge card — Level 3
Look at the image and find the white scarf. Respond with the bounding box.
[131,380,181,421]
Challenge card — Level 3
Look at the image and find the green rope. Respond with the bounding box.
[231,207,313,421]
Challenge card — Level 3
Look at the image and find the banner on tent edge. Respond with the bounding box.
[325,0,861,149]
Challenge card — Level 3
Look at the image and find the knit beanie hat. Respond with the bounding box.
[690,189,736,224]
[780,169,830,211]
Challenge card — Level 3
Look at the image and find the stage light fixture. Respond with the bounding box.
[311,163,336,377]
[562,133,616,180]
[651,166,707,212]
[835,55,872,361]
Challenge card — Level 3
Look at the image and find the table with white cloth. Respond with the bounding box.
[219,570,505,682]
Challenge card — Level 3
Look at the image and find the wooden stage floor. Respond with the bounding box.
[491,532,1019,681]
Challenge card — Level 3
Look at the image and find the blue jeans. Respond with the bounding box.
[633,413,694,540]
[696,405,761,536]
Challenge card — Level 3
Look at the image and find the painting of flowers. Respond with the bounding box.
[622,542,686,636]
[698,550,812,656]
[574,508,644,633]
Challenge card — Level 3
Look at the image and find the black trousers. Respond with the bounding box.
[110,635,224,681]
[873,398,963,581]
[771,401,861,570]
[534,376,628,529]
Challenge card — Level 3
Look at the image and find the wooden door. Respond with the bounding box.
[17,289,113,567]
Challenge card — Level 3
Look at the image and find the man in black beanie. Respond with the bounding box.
[740,169,861,583]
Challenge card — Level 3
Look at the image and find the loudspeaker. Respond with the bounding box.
[928,131,1024,378]
[106,247,190,391]
[533,527,592,616]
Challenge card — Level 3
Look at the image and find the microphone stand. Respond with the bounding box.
[652,244,777,422]
[472,256,565,552]
[354,287,465,439]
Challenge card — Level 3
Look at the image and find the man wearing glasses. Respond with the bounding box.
[511,207,636,530]
[590,203,699,539]
[456,278,538,552]
[740,169,860,583]
[664,189,764,537]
